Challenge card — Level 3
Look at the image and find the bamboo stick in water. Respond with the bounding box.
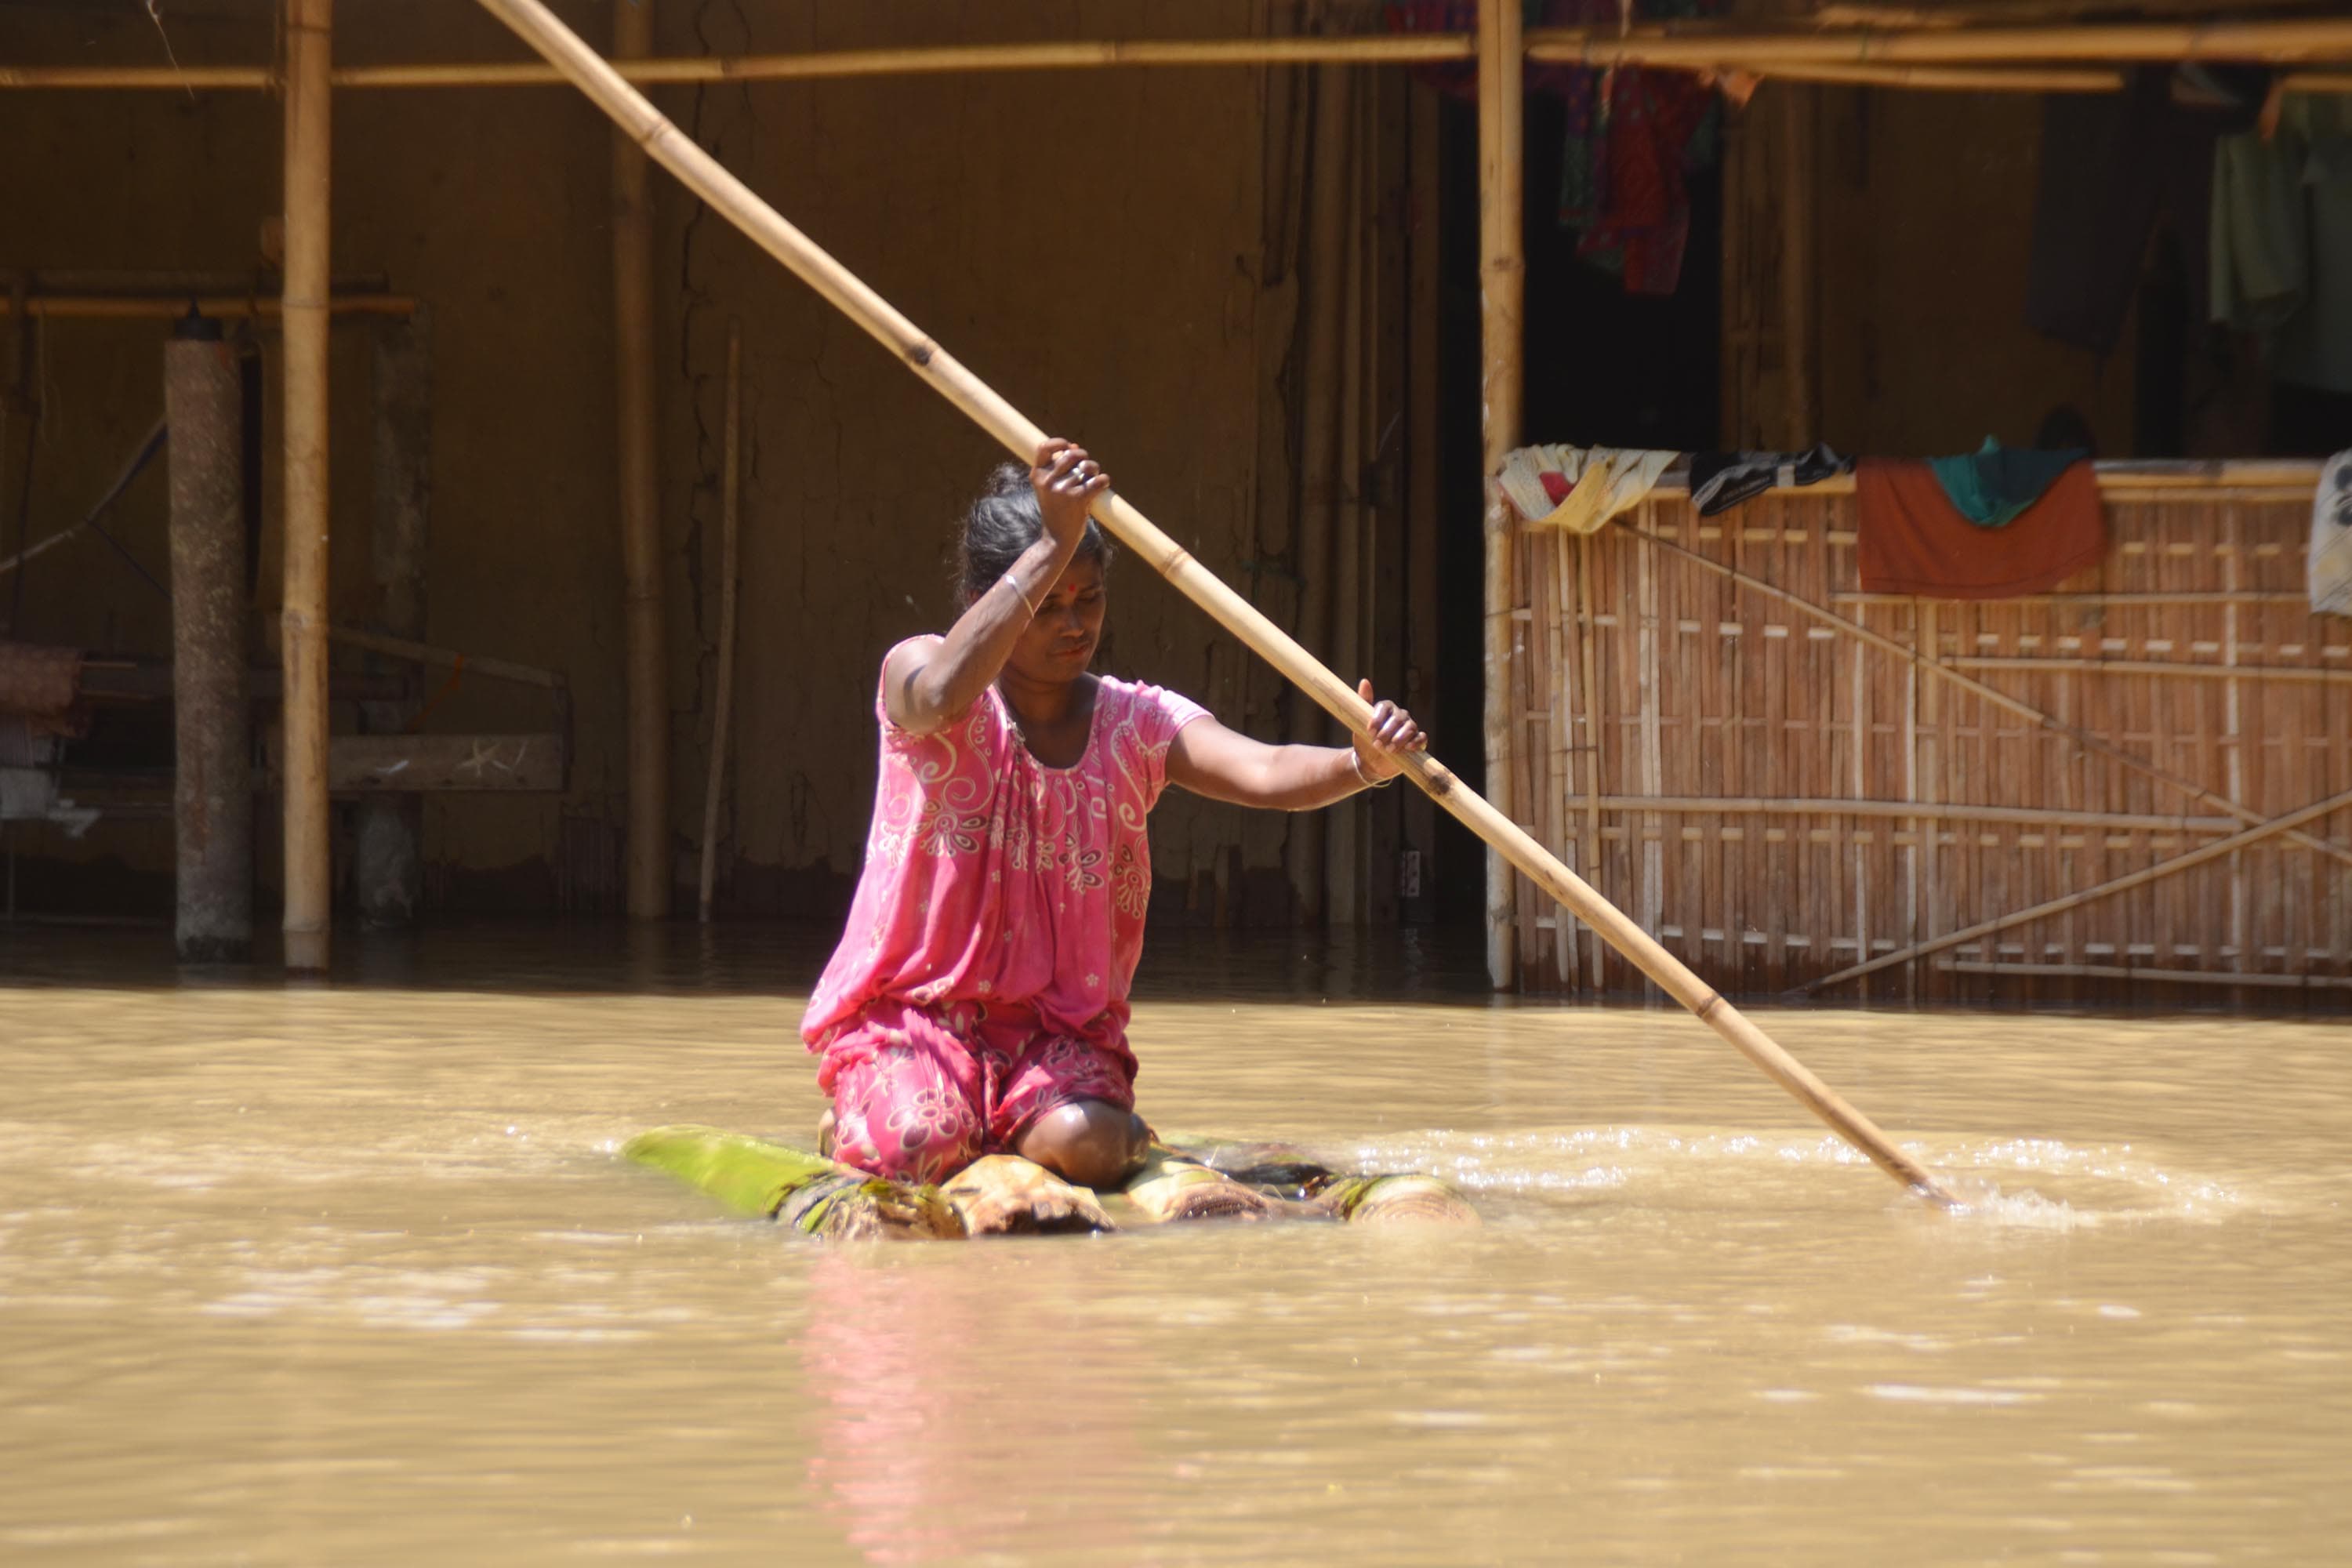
[470,0,1958,1208]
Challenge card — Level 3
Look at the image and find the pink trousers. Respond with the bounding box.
[817,998,1135,1185]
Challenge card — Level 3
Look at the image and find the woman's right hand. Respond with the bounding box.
[1030,438,1110,553]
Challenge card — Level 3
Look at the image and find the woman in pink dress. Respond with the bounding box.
[803,439,1425,1192]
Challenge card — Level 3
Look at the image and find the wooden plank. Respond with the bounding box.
[265,731,568,793]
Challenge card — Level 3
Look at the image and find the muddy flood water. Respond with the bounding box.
[1,921,2346,1564]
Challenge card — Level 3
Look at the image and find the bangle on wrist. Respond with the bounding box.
[1350,746,1397,789]
[1003,573,1039,619]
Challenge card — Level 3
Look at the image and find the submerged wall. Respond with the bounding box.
[1,0,1395,924]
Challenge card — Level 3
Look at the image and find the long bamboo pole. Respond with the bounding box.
[1478,0,1526,993]
[1809,784,2352,992]
[0,294,412,321]
[699,321,742,926]
[1742,62,2122,92]
[281,0,334,975]
[614,0,669,922]
[1623,524,2352,870]
[472,0,1957,1207]
[1943,960,2352,993]
[1584,795,2237,833]
[1527,17,2352,67]
[1948,656,2352,685]
[9,43,2352,96]
[0,38,1471,93]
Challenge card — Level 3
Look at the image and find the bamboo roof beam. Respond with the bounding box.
[2,33,2349,94]
[0,37,1471,92]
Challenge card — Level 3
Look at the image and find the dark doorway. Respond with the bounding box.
[1430,89,1722,928]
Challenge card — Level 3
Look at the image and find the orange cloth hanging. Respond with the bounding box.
[1856,459,2107,600]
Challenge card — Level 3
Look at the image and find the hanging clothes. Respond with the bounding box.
[1857,459,2106,599]
[2311,448,2352,617]
[2027,67,2268,354]
[1497,444,1677,533]
[1686,445,1851,517]
[2212,95,2352,400]
[1927,438,2090,529]
[1555,0,1720,297]
[1382,0,1721,296]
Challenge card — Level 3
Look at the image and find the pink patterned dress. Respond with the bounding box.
[802,641,1209,1183]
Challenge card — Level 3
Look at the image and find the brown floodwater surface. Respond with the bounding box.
[0,922,2345,1564]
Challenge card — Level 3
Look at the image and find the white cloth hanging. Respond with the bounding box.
[1497,445,1677,535]
[2312,448,2352,617]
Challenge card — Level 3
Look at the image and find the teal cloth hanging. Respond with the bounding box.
[1928,437,2089,529]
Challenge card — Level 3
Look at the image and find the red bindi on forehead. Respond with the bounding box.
[1045,558,1107,603]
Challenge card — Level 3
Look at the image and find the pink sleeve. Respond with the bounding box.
[1127,681,1212,806]
[873,636,968,757]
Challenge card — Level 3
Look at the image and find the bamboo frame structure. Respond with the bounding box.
[699,321,743,926]
[1622,522,2352,871]
[279,0,333,974]
[613,0,667,922]
[1807,785,2352,991]
[470,0,1956,1206]
[1510,485,2351,1001]
[1478,0,1526,994]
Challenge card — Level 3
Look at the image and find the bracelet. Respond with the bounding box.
[1003,573,1040,619]
[1350,746,1398,789]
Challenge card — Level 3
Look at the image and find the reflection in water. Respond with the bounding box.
[0,919,2347,1563]
[802,1250,1138,1565]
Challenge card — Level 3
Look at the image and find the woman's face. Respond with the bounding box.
[1003,554,1107,685]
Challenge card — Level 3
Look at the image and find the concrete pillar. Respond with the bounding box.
[165,315,253,961]
[354,310,430,927]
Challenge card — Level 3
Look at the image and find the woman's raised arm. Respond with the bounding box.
[885,439,1109,733]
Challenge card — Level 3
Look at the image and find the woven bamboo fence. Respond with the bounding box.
[1503,472,2352,1003]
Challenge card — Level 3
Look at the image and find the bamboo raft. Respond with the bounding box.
[623,1127,1479,1240]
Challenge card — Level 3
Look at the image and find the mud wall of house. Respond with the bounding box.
[0,0,1376,924]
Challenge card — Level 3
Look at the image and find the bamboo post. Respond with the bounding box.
[1574,532,1605,989]
[1477,0,1526,992]
[613,0,670,921]
[698,320,742,924]
[164,315,253,963]
[355,310,430,929]
[470,0,1958,1206]
[280,0,333,974]
[1810,784,2352,992]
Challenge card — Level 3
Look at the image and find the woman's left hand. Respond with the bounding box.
[1351,677,1427,782]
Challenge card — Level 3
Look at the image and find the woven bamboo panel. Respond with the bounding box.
[1508,489,2352,1004]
